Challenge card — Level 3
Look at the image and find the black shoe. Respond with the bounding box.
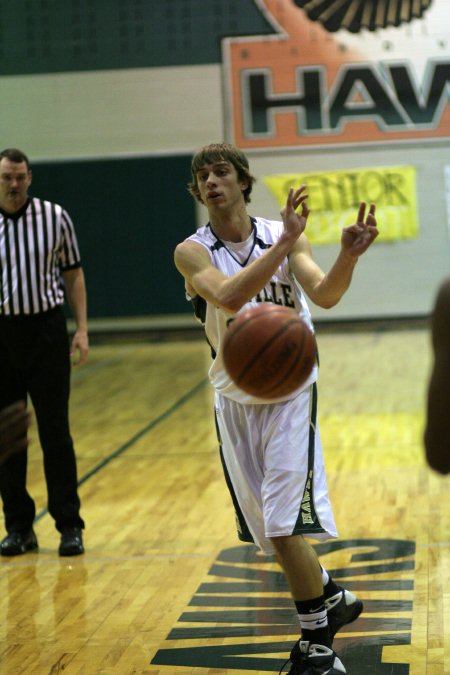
[325,588,363,641]
[1,529,38,556]
[281,640,346,674]
[59,527,84,556]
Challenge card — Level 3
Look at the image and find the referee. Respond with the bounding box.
[0,148,87,557]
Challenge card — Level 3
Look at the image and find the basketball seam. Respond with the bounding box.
[260,327,309,396]
[236,319,304,389]
[224,307,297,352]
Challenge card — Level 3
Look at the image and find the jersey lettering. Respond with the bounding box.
[255,280,296,307]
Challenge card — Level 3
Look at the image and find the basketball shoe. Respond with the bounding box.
[280,640,346,674]
[325,588,363,641]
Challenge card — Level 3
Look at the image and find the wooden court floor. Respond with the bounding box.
[0,322,448,675]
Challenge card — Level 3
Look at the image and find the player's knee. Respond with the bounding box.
[269,533,304,553]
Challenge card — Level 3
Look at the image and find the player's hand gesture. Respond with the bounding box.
[341,202,379,257]
[280,185,310,241]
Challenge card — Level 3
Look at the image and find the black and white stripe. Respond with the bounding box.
[0,197,81,316]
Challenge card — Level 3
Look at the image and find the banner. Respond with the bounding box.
[263,165,418,244]
[223,0,450,150]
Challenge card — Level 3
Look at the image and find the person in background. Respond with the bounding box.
[174,142,379,675]
[424,277,450,475]
[0,147,88,557]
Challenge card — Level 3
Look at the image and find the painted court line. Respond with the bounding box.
[34,377,208,523]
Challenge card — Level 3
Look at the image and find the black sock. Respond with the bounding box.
[320,565,341,600]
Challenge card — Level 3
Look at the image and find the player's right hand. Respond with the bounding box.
[280,185,309,242]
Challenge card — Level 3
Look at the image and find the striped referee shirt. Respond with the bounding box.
[0,197,82,316]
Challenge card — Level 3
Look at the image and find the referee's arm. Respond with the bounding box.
[63,267,89,366]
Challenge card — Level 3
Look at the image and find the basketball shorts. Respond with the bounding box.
[214,384,338,555]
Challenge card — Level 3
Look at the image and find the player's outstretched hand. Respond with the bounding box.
[280,185,310,241]
[342,202,379,257]
[0,401,31,465]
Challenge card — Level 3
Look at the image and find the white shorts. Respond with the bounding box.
[215,384,337,555]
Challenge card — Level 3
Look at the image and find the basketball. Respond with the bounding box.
[222,304,316,399]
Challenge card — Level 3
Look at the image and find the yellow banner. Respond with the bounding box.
[263,166,418,245]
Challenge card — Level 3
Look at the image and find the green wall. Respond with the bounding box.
[30,155,196,318]
[1,0,273,75]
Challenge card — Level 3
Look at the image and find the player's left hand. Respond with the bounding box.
[71,331,89,366]
[341,202,379,256]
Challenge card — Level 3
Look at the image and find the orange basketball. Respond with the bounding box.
[222,304,316,399]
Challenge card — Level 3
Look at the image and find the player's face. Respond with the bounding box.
[196,161,247,210]
[0,158,32,213]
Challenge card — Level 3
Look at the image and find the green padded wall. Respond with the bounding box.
[0,0,273,75]
[30,155,196,318]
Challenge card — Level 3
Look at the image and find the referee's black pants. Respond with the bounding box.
[0,308,84,534]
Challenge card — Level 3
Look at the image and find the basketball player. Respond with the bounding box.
[174,143,379,675]
[424,277,450,475]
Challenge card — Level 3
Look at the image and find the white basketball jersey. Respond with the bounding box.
[186,216,318,404]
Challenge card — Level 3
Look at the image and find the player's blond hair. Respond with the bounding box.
[188,142,256,204]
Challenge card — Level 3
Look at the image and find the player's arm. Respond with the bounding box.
[175,188,308,314]
[289,234,359,309]
[289,202,378,308]
[424,278,450,474]
[175,237,295,313]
